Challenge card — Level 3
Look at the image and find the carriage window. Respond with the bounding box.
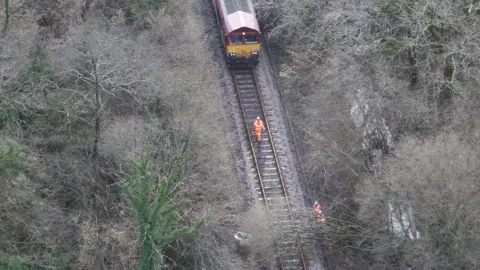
[245,34,259,44]
[230,35,243,45]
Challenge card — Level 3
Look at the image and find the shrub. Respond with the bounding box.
[123,150,202,269]
[0,255,30,270]
[125,0,169,28]
[0,140,27,181]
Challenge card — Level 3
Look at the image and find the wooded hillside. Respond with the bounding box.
[3,0,480,269]
[0,0,253,269]
[256,0,480,268]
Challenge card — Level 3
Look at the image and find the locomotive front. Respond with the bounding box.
[213,0,261,68]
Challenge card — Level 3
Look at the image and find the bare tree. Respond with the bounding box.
[2,0,9,35]
[357,134,480,269]
[255,0,480,268]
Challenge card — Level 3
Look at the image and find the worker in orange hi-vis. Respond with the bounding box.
[253,116,266,142]
[314,201,325,222]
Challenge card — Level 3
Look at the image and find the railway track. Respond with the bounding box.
[232,68,307,270]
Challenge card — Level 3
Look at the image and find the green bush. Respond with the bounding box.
[2,0,9,35]
[0,45,61,133]
[46,251,78,270]
[0,255,30,270]
[14,45,58,94]
[123,149,202,270]
[0,140,27,181]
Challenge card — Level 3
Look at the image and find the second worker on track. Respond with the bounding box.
[253,116,266,142]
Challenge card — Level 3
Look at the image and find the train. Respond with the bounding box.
[212,0,261,68]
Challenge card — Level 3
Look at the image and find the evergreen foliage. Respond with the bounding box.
[123,141,201,270]
[0,45,61,132]
[0,140,27,181]
[14,45,59,94]
[2,0,8,35]
[0,255,30,270]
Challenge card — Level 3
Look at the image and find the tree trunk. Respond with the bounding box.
[92,56,100,160]
[3,0,9,36]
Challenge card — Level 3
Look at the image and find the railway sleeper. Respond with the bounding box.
[255,185,283,191]
[260,165,277,171]
[236,81,254,85]
[278,251,302,261]
[238,94,257,101]
[261,173,279,178]
[242,108,261,114]
[256,155,275,161]
[241,104,261,111]
[281,255,302,262]
[260,189,284,196]
[250,167,276,174]
[241,102,261,107]
[255,148,273,154]
[254,187,283,195]
[279,244,303,251]
[281,263,303,268]
[281,259,304,269]
[239,97,259,103]
[235,72,253,77]
[253,182,281,188]
[235,76,253,81]
[256,188,283,194]
[244,109,261,114]
[261,179,281,184]
[259,167,278,172]
[233,70,250,74]
[237,80,254,85]
[257,193,284,199]
[260,173,279,180]
[282,263,303,269]
[257,195,286,200]
[240,102,259,108]
[239,92,259,98]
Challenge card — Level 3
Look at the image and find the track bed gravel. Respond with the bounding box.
[197,0,326,268]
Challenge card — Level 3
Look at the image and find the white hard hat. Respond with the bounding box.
[314,201,319,206]
[256,116,260,120]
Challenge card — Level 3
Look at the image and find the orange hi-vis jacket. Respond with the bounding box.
[254,119,265,133]
[314,204,321,216]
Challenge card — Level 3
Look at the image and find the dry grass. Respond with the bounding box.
[78,217,138,269]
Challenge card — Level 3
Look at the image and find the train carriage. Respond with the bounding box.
[212,0,261,68]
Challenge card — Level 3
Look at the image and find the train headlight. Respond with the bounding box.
[229,52,236,57]
[251,51,258,55]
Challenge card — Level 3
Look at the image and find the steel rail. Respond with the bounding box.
[251,71,308,270]
[232,68,307,269]
[232,72,270,207]
[262,34,333,270]
[232,71,286,269]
